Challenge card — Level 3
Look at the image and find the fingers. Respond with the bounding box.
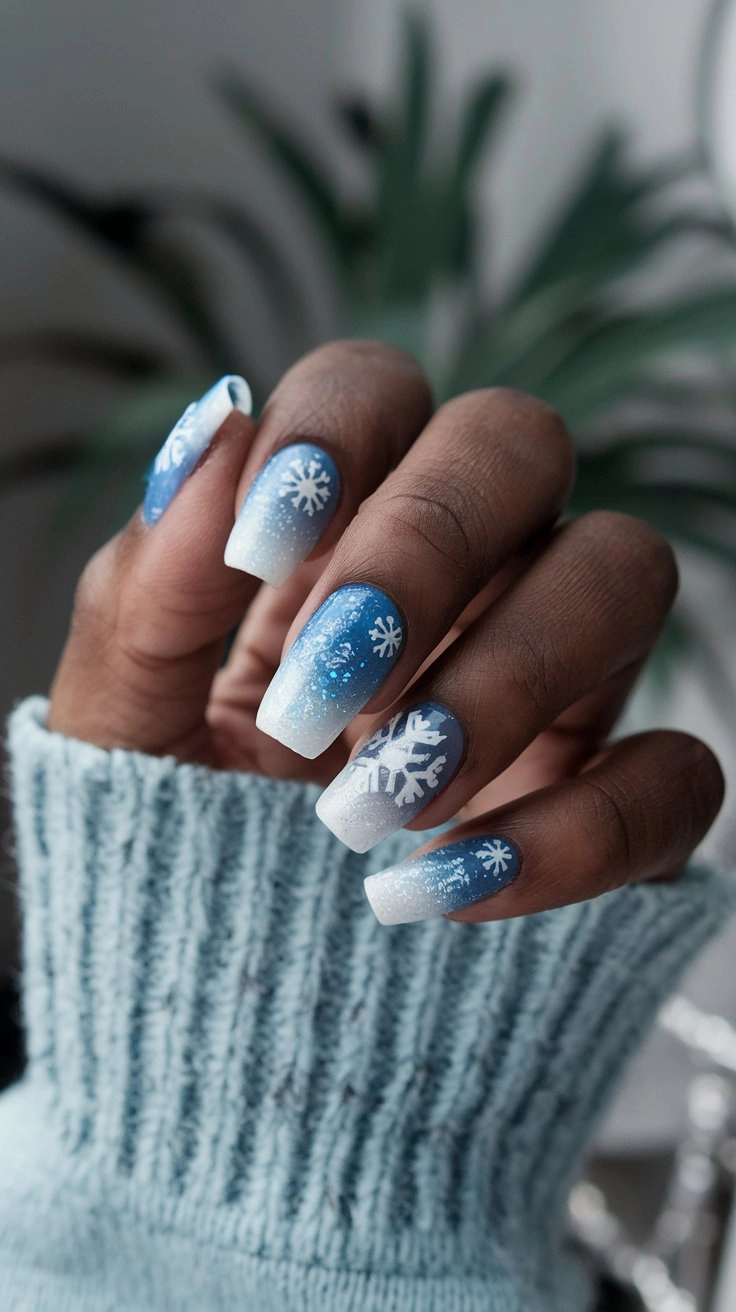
[316,511,677,850]
[49,343,432,758]
[224,340,433,585]
[256,389,575,757]
[48,386,260,754]
[363,730,725,925]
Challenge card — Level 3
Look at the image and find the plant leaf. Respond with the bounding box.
[644,607,692,710]
[0,158,237,369]
[454,72,515,185]
[432,71,514,281]
[0,436,95,493]
[0,330,170,377]
[375,11,434,306]
[213,68,345,263]
[334,98,387,153]
[0,158,150,250]
[664,604,736,732]
[537,291,736,425]
[506,131,696,306]
[164,189,315,357]
[574,429,736,482]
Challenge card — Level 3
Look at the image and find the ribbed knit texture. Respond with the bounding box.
[0,695,732,1312]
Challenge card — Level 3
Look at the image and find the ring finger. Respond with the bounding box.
[316,510,677,851]
[362,729,724,924]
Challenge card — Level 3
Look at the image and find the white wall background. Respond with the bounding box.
[1,0,735,1152]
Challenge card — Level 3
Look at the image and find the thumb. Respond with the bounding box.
[48,377,260,757]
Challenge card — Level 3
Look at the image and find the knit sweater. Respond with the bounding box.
[0,696,731,1312]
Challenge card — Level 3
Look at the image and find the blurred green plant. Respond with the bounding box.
[2,12,736,713]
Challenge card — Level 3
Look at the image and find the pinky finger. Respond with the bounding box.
[364,730,725,925]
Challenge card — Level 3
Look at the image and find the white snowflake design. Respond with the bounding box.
[279,457,332,517]
[369,615,403,659]
[438,856,471,896]
[350,709,447,808]
[474,839,515,878]
[323,641,354,686]
[152,401,198,474]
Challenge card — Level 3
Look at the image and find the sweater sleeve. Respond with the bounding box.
[0,695,732,1312]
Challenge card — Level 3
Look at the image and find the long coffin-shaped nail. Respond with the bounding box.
[224,442,340,586]
[256,584,405,759]
[316,701,464,852]
[143,374,252,525]
[364,835,522,925]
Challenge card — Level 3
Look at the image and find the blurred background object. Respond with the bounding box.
[3,0,736,1306]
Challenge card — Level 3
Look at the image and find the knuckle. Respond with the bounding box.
[492,625,571,720]
[373,476,491,586]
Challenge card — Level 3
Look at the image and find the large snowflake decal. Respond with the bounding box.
[279,457,332,516]
[474,839,515,877]
[351,709,447,807]
[369,614,402,658]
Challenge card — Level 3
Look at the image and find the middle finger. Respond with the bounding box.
[256,388,575,758]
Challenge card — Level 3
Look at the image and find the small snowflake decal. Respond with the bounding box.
[474,839,515,877]
[350,709,447,808]
[153,404,197,474]
[279,457,332,516]
[369,615,402,658]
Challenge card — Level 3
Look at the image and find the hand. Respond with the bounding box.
[48,342,725,924]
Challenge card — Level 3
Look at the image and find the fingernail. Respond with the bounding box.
[224,442,339,586]
[316,702,464,852]
[256,584,405,758]
[364,835,522,925]
[143,374,252,525]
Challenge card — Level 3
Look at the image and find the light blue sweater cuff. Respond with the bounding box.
[1,695,733,1312]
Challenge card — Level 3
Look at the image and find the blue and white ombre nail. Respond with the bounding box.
[316,702,464,852]
[364,835,522,925]
[225,443,340,586]
[256,584,405,758]
[143,375,252,525]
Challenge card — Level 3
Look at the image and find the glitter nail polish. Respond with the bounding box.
[256,583,405,759]
[364,835,522,924]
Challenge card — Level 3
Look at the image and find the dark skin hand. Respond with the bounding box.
[48,340,725,921]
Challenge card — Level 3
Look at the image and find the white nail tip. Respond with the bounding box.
[223,538,291,588]
[363,868,438,925]
[315,787,374,853]
[254,701,326,760]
